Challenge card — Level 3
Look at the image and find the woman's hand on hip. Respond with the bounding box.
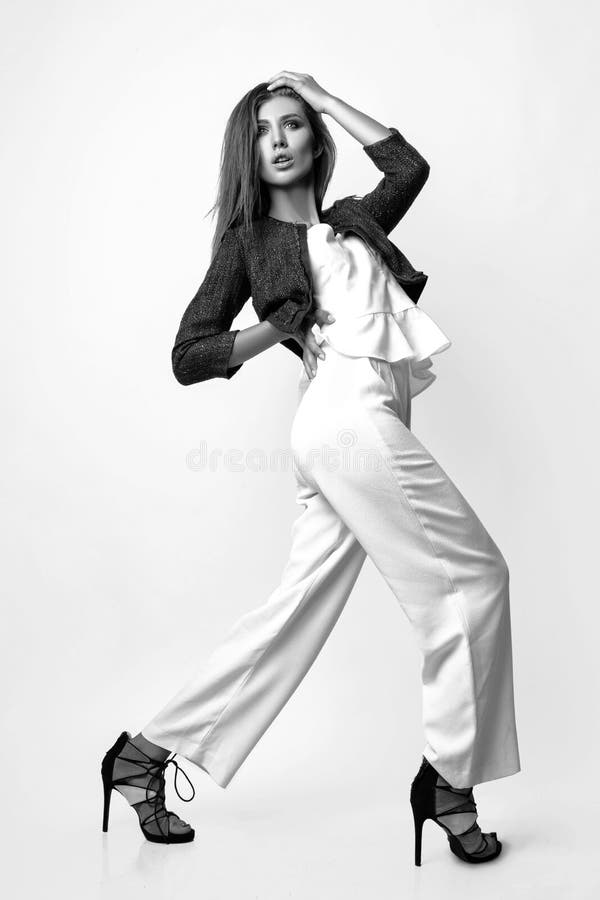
[293,308,335,379]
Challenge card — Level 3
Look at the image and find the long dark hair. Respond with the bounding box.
[206,82,337,260]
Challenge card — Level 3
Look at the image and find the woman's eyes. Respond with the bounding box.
[257,121,299,135]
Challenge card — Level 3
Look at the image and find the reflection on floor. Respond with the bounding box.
[3,770,594,900]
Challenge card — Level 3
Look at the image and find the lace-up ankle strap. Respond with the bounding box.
[115,739,196,806]
[155,757,196,804]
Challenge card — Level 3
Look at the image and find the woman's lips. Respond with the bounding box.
[273,157,294,169]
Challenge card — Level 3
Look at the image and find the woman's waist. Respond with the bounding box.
[312,305,451,361]
[312,278,415,317]
[313,305,417,329]
[314,306,427,339]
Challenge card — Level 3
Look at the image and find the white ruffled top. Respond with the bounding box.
[306,223,451,398]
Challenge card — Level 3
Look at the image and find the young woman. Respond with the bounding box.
[101,72,521,866]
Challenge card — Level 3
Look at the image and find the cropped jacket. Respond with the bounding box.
[172,126,431,385]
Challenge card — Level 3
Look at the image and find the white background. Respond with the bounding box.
[1,0,598,897]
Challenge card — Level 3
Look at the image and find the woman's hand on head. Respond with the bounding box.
[292,308,335,379]
[266,71,334,115]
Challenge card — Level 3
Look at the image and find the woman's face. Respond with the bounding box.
[256,95,316,187]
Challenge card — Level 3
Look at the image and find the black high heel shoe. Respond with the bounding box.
[101,731,196,844]
[410,756,502,865]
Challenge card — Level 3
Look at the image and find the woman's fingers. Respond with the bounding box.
[286,308,335,378]
[265,72,332,114]
[303,331,326,378]
[306,330,326,360]
[291,309,335,378]
[286,328,314,378]
[312,308,336,328]
[303,353,316,380]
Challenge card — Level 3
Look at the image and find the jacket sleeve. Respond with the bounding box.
[345,126,430,236]
[171,228,251,385]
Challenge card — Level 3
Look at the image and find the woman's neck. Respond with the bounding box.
[267,187,320,226]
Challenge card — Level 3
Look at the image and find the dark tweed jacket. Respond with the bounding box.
[172,126,431,385]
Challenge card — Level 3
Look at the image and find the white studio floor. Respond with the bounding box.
[5,764,596,900]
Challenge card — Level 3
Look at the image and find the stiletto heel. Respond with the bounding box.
[412,804,425,866]
[409,756,502,865]
[102,777,112,832]
[101,730,196,844]
[410,757,434,867]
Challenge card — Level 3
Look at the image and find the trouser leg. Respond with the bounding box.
[291,351,521,788]
[141,467,366,788]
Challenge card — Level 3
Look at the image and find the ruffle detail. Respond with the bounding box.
[306,223,451,400]
[314,306,451,399]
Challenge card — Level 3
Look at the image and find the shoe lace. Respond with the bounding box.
[116,744,196,839]
[145,756,196,804]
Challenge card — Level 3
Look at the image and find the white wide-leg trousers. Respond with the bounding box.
[141,349,521,790]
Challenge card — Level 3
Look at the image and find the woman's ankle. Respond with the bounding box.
[130,731,171,762]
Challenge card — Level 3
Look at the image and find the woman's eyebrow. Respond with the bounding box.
[257,114,303,125]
